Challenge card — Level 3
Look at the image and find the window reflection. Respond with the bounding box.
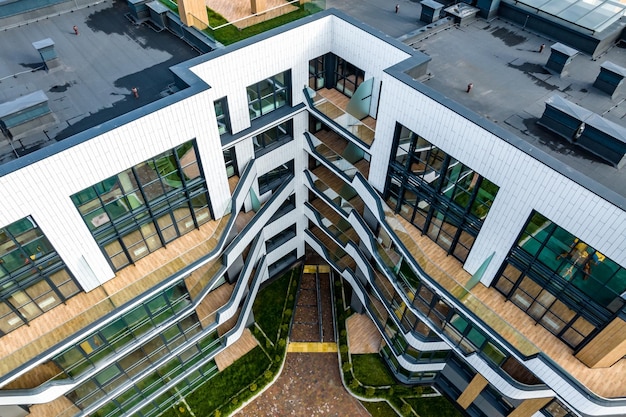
[386,124,499,262]
[71,141,212,271]
[495,211,625,348]
[0,216,79,335]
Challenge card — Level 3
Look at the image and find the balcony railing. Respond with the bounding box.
[303,88,375,146]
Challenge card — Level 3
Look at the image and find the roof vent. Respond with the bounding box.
[537,95,626,169]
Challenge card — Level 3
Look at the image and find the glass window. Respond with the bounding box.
[258,161,294,195]
[71,141,212,272]
[494,211,626,348]
[253,120,293,156]
[334,56,365,98]
[214,97,230,135]
[0,216,80,335]
[385,123,499,263]
[247,70,291,120]
[309,55,325,90]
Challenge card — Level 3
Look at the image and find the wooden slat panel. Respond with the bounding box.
[507,397,553,417]
[576,317,626,368]
[456,373,488,409]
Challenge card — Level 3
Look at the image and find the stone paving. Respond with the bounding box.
[237,353,370,417]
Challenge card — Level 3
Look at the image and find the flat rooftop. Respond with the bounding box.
[0,0,199,165]
[412,18,626,202]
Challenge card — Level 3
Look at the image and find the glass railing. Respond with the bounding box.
[372,192,540,357]
[304,132,360,179]
[304,88,375,146]
[304,171,360,218]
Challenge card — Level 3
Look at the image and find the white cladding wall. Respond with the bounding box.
[371,73,626,281]
[0,92,229,291]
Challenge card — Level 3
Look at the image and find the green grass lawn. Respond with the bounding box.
[361,400,399,417]
[352,354,396,386]
[404,396,464,417]
[208,3,322,45]
[252,269,294,341]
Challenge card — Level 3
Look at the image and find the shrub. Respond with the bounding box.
[342,362,352,372]
[340,329,347,337]
[365,387,376,397]
[278,338,286,348]
[349,378,360,390]
[231,397,239,406]
[214,410,221,417]
[250,383,257,392]
[401,403,412,416]
[340,345,348,354]
[284,308,292,317]
[264,370,273,380]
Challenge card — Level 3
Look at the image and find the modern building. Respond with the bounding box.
[1,1,626,417]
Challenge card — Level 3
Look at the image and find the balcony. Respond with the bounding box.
[390,213,626,399]
[305,88,376,147]
[305,130,370,180]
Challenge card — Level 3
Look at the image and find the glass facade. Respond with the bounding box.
[494,211,626,348]
[223,147,237,178]
[308,54,365,98]
[71,141,212,271]
[0,216,80,335]
[385,124,499,262]
[308,55,325,90]
[265,224,297,253]
[247,70,291,120]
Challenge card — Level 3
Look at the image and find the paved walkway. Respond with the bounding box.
[237,353,369,417]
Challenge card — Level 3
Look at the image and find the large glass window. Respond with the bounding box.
[334,57,365,98]
[494,211,626,348]
[308,55,325,90]
[54,283,192,378]
[0,216,80,335]
[385,124,499,262]
[71,141,212,271]
[247,70,291,120]
[253,120,293,156]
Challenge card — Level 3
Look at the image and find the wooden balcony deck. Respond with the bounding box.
[310,164,365,217]
[317,88,377,131]
[312,88,377,146]
[310,129,370,179]
[392,215,626,399]
[214,328,258,371]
